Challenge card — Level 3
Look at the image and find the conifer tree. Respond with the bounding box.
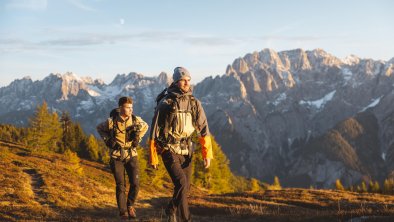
[383,179,389,194]
[97,139,110,164]
[47,112,62,152]
[192,135,236,193]
[361,181,368,193]
[83,135,99,161]
[73,123,86,154]
[63,149,83,175]
[335,179,345,191]
[0,124,26,143]
[383,179,394,194]
[371,181,380,193]
[60,111,73,152]
[273,176,282,189]
[27,101,62,151]
[250,178,261,192]
[27,102,49,149]
[368,180,374,192]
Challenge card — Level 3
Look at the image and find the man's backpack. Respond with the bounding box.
[155,88,169,106]
[155,88,198,117]
[155,88,198,144]
[108,108,141,146]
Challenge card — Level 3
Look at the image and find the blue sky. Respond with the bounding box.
[0,0,393,87]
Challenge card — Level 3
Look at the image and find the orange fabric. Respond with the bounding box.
[199,136,213,159]
[149,139,159,165]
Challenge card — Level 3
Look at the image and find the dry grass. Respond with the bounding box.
[190,189,394,221]
[1,141,394,221]
[0,141,176,221]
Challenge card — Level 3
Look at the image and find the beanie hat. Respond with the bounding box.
[172,67,191,82]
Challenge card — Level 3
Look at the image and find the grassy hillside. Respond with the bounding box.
[0,140,172,221]
[193,189,394,222]
[1,140,394,222]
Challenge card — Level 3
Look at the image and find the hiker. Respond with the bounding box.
[96,96,148,220]
[149,67,213,222]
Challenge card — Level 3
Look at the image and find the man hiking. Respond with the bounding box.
[149,67,213,222]
[97,96,148,220]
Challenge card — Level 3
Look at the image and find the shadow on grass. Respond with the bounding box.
[2,196,394,222]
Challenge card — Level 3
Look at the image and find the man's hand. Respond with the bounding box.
[203,158,211,169]
[105,138,117,149]
[132,137,140,148]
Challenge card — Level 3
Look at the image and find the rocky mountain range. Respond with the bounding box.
[1,48,394,188]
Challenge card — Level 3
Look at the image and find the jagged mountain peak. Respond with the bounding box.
[257,49,284,69]
[278,48,310,71]
[51,72,105,86]
[204,49,394,103]
[21,76,32,81]
[80,77,105,86]
[110,72,143,86]
[229,49,279,74]
[0,76,34,95]
[305,49,343,68]
[63,71,82,80]
[158,72,171,85]
[11,76,33,85]
[225,64,236,75]
[229,48,346,76]
[309,48,329,56]
[342,55,361,65]
[47,72,62,79]
[231,57,250,74]
[126,72,144,79]
[48,72,106,100]
[46,72,83,84]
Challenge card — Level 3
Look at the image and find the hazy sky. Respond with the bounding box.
[0,0,393,87]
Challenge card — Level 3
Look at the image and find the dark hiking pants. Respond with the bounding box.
[110,156,139,215]
[162,150,193,222]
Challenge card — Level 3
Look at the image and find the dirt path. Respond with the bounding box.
[22,168,49,206]
[11,159,48,207]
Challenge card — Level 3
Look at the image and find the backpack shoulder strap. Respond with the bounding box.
[107,117,115,138]
[189,95,198,123]
[161,95,178,142]
[131,114,140,128]
[155,88,169,106]
[108,117,114,129]
[109,108,119,138]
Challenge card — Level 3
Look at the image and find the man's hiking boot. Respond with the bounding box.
[167,213,177,222]
[165,207,177,222]
[119,213,129,221]
[128,206,137,219]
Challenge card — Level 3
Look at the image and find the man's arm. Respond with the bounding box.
[135,116,149,142]
[148,100,172,169]
[96,119,110,141]
[195,100,213,168]
[148,107,161,168]
[96,119,116,148]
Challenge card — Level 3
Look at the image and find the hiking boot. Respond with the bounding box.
[165,208,177,222]
[119,213,129,221]
[128,206,137,218]
[167,213,177,222]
